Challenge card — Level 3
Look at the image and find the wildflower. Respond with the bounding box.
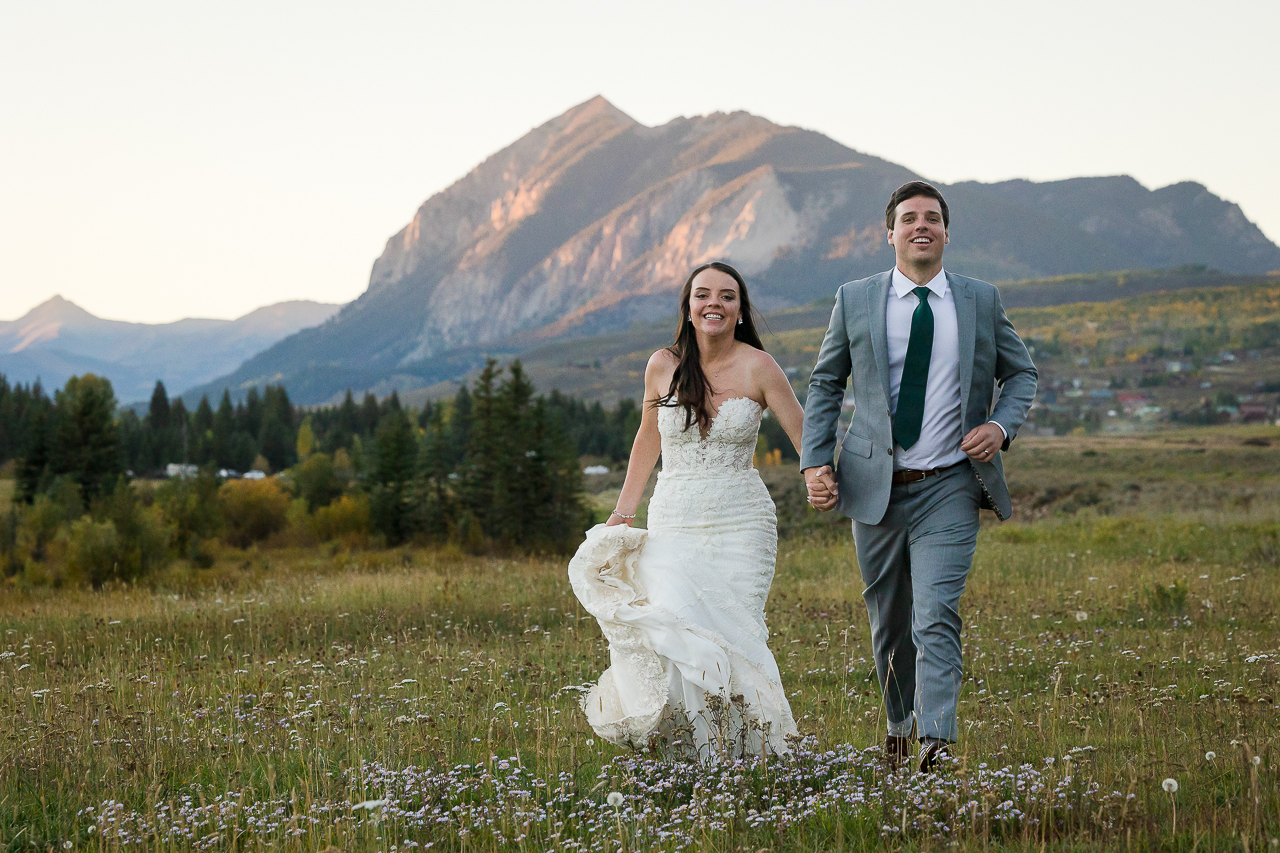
[63,843,73,850]
[1205,751,1216,760]
[1162,778,1178,793]
[1075,611,1088,622]
[607,791,624,807]
[1253,756,1262,767]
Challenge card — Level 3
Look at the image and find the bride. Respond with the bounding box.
[568,261,808,760]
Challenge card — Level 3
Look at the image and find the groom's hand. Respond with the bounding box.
[961,422,1004,462]
[803,466,839,512]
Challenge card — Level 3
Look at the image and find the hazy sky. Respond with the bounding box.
[3,1,1278,324]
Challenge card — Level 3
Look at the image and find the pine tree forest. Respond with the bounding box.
[0,361,639,586]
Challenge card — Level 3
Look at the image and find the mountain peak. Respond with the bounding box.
[18,294,97,325]
[563,94,632,122]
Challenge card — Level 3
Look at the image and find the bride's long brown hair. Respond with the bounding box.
[656,261,765,433]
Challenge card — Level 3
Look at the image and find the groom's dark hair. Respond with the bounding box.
[885,181,949,230]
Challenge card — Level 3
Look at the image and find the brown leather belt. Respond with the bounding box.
[891,462,962,485]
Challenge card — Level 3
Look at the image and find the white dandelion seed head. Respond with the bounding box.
[1253,755,1262,766]
[1205,751,1216,761]
[63,843,73,850]
[1162,778,1178,793]
[607,791,624,807]
[1075,611,1088,622]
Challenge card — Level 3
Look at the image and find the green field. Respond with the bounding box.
[3,427,1280,850]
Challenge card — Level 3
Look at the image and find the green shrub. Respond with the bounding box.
[94,478,170,579]
[310,494,372,545]
[219,477,290,548]
[60,517,121,587]
[16,479,83,564]
[155,472,223,558]
[293,452,343,510]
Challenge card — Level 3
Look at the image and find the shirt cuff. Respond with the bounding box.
[988,420,1008,440]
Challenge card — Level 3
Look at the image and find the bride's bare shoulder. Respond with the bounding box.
[741,344,784,375]
[649,347,678,365]
[647,348,678,374]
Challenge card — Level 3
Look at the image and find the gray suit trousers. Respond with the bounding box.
[854,463,980,742]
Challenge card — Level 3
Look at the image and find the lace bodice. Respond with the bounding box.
[657,397,763,474]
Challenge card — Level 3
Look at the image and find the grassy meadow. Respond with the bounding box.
[3,426,1280,851]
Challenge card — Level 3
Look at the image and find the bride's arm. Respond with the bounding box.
[756,352,807,456]
[606,350,673,527]
[758,354,839,509]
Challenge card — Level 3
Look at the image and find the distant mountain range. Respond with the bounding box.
[171,95,1280,405]
[0,297,341,403]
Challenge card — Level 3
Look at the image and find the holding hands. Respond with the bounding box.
[804,465,839,512]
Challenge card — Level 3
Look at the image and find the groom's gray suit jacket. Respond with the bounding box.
[800,270,1037,524]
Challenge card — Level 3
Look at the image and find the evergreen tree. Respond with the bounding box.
[192,396,215,464]
[50,374,123,501]
[144,380,174,468]
[241,387,264,439]
[411,403,455,541]
[147,381,171,431]
[213,391,235,467]
[170,398,190,464]
[327,389,358,452]
[359,392,380,436]
[369,406,417,544]
[116,408,144,474]
[491,362,536,544]
[460,360,504,541]
[0,376,15,464]
[450,385,472,467]
[14,391,52,503]
[258,385,295,471]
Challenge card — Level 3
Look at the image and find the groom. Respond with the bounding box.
[800,181,1036,771]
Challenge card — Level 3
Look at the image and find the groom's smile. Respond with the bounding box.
[888,195,949,271]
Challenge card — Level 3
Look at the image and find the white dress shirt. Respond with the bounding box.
[887,267,968,471]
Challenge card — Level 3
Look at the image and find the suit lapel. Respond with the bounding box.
[950,272,976,421]
[866,271,893,403]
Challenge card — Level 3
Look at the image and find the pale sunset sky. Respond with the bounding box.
[2,1,1277,324]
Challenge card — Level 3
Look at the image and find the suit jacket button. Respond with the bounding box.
[886,448,893,456]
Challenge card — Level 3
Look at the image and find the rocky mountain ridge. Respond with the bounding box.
[187,96,1280,405]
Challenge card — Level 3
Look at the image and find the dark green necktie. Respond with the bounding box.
[893,286,934,451]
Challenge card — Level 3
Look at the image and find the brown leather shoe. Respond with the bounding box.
[884,735,913,769]
[918,738,952,773]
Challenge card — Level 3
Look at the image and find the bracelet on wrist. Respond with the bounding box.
[610,510,637,519]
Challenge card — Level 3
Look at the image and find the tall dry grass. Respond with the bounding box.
[2,426,1278,850]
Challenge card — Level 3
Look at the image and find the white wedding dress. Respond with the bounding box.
[568,397,797,759]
